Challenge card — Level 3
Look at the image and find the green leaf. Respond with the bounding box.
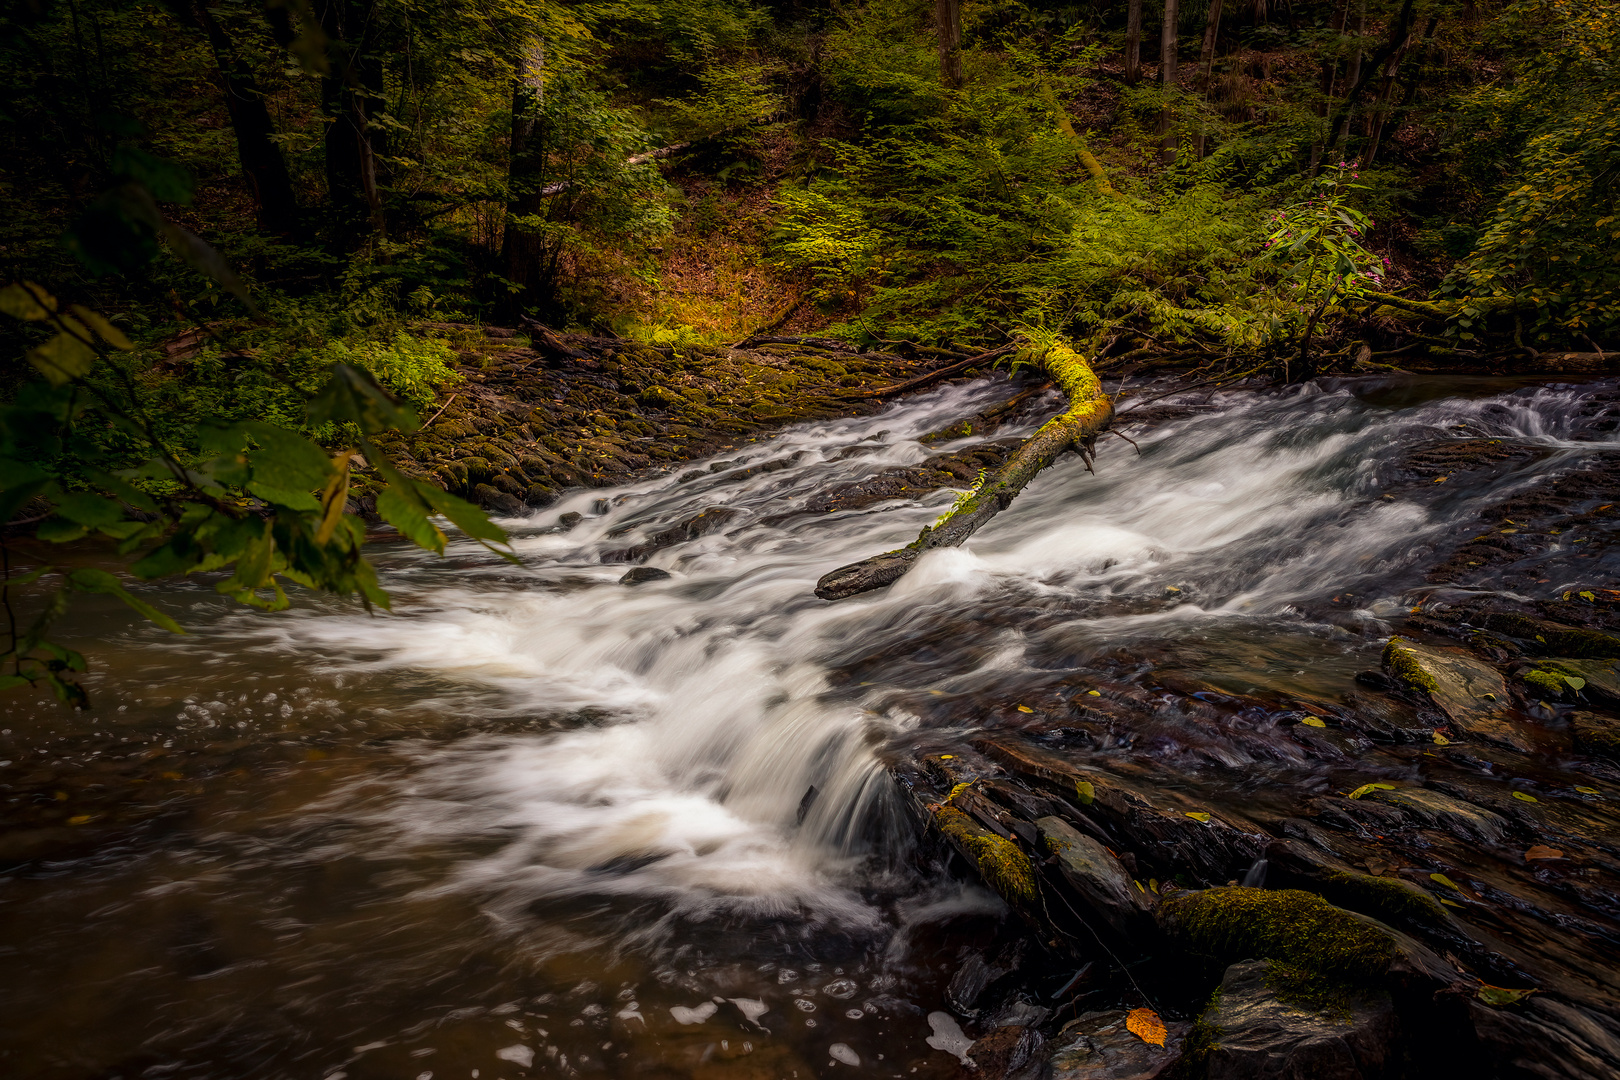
[247,482,322,512]
[242,422,333,491]
[1074,780,1095,806]
[417,483,512,547]
[54,492,124,528]
[1429,873,1461,891]
[0,478,50,526]
[111,147,195,204]
[0,674,30,691]
[69,305,134,350]
[306,364,419,434]
[1563,675,1586,690]
[0,282,55,321]
[27,331,97,385]
[36,518,89,543]
[1348,782,1396,800]
[84,470,160,515]
[65,567,184,633]
[376,484,447,554]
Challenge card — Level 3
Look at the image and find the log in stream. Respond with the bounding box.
[815,341,1114,600]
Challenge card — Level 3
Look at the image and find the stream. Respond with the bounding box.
[2,374,1618,1078]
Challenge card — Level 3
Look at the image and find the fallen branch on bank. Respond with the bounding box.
[834,345,1016,402]
[815,341,1112,600]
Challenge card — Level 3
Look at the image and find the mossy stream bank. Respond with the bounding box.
[360,329,969,518]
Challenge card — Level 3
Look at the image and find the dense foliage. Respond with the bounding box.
[4,0,1619,699]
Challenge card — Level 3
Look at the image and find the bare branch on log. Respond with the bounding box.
[815,342,1112,600]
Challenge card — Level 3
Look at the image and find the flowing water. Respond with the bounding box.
[1,374,1616,1079]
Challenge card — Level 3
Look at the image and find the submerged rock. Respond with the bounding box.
[1197,959,1398,1080]
[619,566,672,585]
[1381,637,1530,750]
[969,1024,1045,1080]
[1047,1009,1187,1079]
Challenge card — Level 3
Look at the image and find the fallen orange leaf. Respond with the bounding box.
[1525,845,1565,861]
[1125,1006,1167,1048]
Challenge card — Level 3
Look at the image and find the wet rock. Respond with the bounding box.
[1037,815,1156,937]
[1198,959,1398,1080]
[1466,994,1620,1080]
[947,953,996,1014]
[1481,612,1620,659]
[557,511,583,529]
[1360,786,1512,846]
[473,484,525,516]
[1572,710,1620,758]
[1047,1009,1187,1079]
[619,566,672,586]
[1381,637,1529,750]
[1528,657,1620,705]
[602,507,740,563]
[969,1025,1045,1080]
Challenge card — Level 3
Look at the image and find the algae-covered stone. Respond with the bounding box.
[1037,815,1155,937]
[1361,786,1511,845]
[1198,959,1398,1080]
[934,805,1037,903]
[1381,638,1529,750]
[1482,612,1620,659]
[1048,1009,1187,1079]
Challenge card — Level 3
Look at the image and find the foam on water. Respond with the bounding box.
[223,375,1616,930]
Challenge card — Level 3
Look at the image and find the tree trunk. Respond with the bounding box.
[1365,15,1435,167]
[318,0,387,245]
[1125,0,1143,85]
[1194,0,1224,158]
[1160,0,1180,164]
[814,343,1113,601]
[1326,0,1415,155]
[1373,16,1440,162]
[935,0,962,89]
[189,1,300,236]
[501,44,548,318]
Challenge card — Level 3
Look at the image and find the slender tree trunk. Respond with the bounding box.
[1195,0,1223,158]
[1311,0,1349,171]
[1326,0,1415,154]
[935,0,962,89]
[501,44,548,319]
[1125,0,1143,85]
[1374,15,1440,161]
[1335,0,1366,149]
[1365,15,1434,166]
[1160,0,1179,164]
[318,0,387,246]
[187,2,300,236]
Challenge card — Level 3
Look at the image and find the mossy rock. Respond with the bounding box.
[1159,887,1396,987]
[1381,637,1527,750]
[933,805,1037,904]
[1572,710,1620,758]
[1483,612,1620,659]
[638,385,685,409]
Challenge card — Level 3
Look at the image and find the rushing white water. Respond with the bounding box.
[218,374,1616,932]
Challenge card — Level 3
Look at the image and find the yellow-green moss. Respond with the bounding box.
[934,805,1038,902]
[1484,613,1620,659]
[1521,669,1571,700]
[1160,887,1395,984]
[1382,638,1440,694]
[1320,869,1450,932]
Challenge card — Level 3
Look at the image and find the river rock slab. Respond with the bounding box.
[969,1024,1045,1080]
[1200,959,1398,1080]
[1572,710,1620,758]
[1048,1009,1187,1079]
[1381,637,1529,750]
[1037,816,1155,937]
[1361,786,1512,846]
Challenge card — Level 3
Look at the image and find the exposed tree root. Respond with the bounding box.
[815,341,1112,600]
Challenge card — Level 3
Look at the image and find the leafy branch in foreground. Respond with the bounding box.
[0,280,514,707]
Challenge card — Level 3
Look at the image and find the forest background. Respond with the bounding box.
[1,0,1618,697]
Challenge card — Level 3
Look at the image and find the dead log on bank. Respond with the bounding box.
[815,342,1113,600]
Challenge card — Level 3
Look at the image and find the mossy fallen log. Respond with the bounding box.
[815,341,1112,600]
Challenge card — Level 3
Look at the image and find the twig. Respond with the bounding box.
[422,392,460,428]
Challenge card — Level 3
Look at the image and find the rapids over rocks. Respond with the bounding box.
[3,373,1620,1079]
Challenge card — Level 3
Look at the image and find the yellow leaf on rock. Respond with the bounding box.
[1477,984,1536,1006]
[1432,730,1451,745]
[1017,705,1034,713]
[1300,716,1326,728]
[1430,873,1461,891]
[1524,845,1564,861]
[1075,780,1095,806]
[1512,791,1539,803]
[1348,782,1396,800]
[1186,811,1211,823]
[1125,1007,1167,1047]
[1575,786,1600,795]
[1087,690,1102,696]
[67,814,91,826]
